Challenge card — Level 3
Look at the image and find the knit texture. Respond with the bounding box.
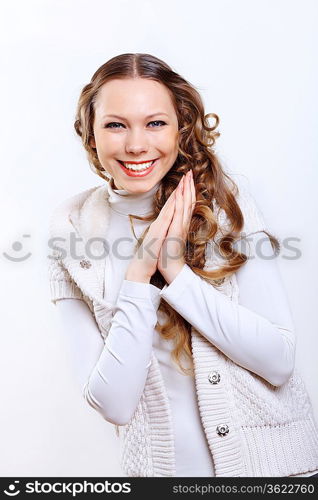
[48,178,318,477]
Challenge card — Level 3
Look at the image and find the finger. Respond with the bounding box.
[165,192,176,225]
[157,192,175,225]
[151,193,176,241]
[152,176,183,236]
[158,190,176,222]
[183,171,192,225]
[169,175,184,234]
[190,171,196,213]
[161,184,179,212]
[158,177,183,217]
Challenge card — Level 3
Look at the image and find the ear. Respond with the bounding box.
[89,136,96,148]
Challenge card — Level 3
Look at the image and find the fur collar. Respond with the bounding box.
[49,184,111,304]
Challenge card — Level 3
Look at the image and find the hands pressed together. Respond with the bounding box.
[158,169,196,283]
[126,170,196,284]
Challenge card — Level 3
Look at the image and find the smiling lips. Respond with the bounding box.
[120,159,158,164]
[119,159,157,172]
[118,158,158,177]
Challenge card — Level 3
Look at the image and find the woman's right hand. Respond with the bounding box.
[125,179,182,283]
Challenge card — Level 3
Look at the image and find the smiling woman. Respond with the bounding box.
[88,77,180,190]
[48,52,318,477]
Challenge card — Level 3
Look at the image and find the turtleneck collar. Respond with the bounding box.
[106,178,161,216]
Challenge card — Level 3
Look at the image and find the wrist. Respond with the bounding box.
[160,261,185,284]
[125,269,151,283]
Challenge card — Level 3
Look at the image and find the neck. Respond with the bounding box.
[106,178,161,217]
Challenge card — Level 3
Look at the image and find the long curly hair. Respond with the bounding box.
[74,53,279,378]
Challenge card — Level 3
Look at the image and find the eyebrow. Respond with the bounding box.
[101,112,169,121]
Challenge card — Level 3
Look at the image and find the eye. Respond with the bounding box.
[104,120,166,129]
[104,122,124,129]
[148,120,166,127]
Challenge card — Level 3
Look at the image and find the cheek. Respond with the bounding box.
[160,129,179,154]
[95,133,121,154]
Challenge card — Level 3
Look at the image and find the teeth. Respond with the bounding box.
[122,160,154,171]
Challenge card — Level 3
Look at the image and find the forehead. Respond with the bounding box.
[94,78,176,117]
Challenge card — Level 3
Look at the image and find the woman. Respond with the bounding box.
[48,53,318,477]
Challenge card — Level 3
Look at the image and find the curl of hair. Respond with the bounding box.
[74,53,280,382]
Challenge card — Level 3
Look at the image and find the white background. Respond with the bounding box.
[0,0,317,476]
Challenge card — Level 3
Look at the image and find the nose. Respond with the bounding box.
[125,128,148,155]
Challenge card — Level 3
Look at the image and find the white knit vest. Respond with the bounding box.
[48,179,318,477]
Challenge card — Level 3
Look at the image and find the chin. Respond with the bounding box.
[121,178,157,192]
[127,185,152,194]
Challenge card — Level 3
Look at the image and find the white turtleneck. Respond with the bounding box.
[56,179,315,477]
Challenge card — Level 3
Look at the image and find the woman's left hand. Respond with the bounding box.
[158,169,196,284]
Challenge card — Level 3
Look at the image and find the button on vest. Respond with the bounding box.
[216,424,229,436]
[208,370,221,384]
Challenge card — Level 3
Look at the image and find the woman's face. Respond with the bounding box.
[91,78,179,192]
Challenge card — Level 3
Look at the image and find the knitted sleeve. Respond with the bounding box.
[48,249,84,305]
[47,201,84,305]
